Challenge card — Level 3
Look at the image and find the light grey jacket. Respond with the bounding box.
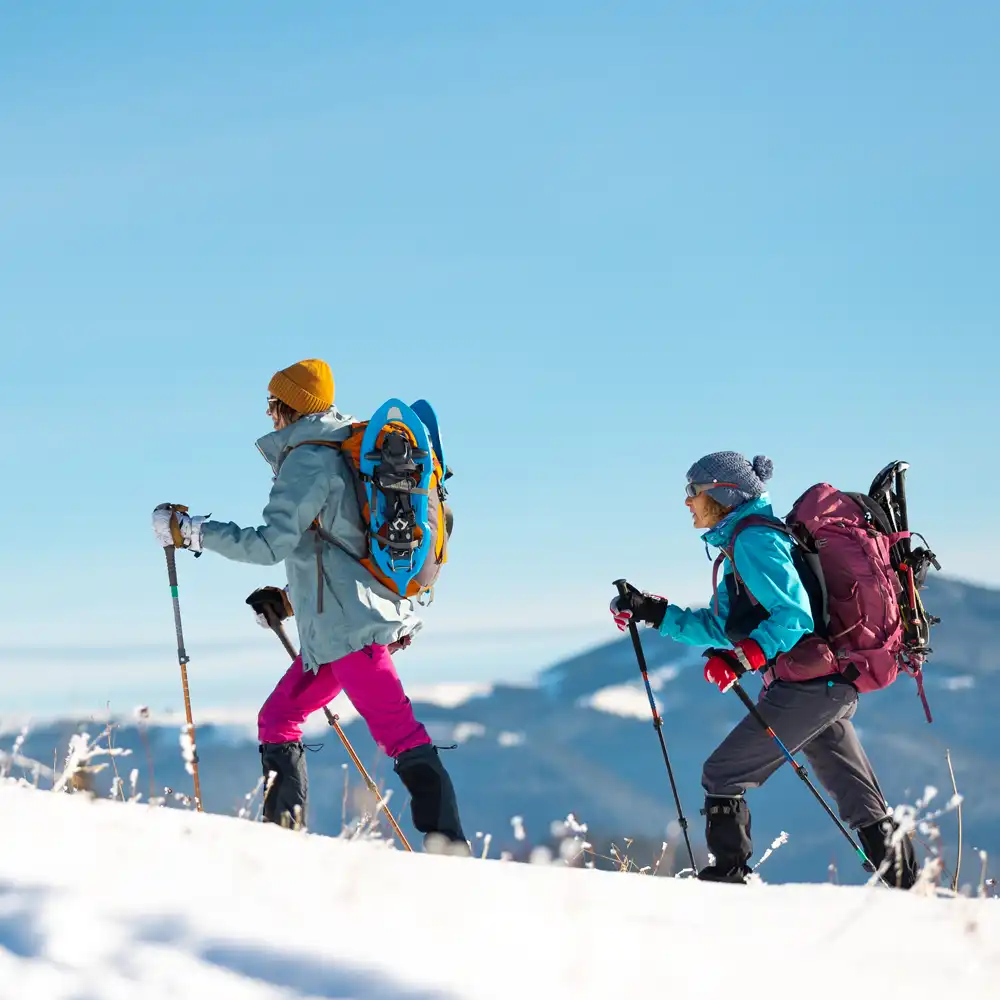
[200,408,422,671]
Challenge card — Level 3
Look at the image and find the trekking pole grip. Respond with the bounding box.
[165,544,180,589]
[613,579,649,671]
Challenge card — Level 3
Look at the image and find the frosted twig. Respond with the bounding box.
[238,776,266,819]
[340,763,349,833]
[105,722,127,801]
[179,724,197,779]
[945,749,962,892]
[977,850,990,898]
[0,749,53,786]
[652,841,669,876]
[2,726,30,778]
[753,831,790,872]
[257,770,277,822]
[135,706,156,800]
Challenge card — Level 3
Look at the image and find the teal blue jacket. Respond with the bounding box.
[200,408,422,672]
[658,496,814,661]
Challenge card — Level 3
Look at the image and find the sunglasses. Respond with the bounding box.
[685,480,740,498]
[266,395,281,415]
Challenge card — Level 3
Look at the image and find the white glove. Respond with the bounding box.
[152,504,207,553]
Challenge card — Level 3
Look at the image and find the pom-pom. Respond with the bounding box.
[752,455,774,482]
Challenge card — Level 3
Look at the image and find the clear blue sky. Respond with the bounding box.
[1,2,997,716]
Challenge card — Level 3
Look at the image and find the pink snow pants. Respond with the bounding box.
[257,645,431,759]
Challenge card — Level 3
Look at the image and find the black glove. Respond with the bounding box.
[246,586,293,627]
[610,582,669,631]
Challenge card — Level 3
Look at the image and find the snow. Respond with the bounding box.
[496,731,525,747]
[578,683,659,720]
[577,665,682,720]
[943,675,976,691]
[1,783,997,1000]
[649,664,681,688]
[449,722,486,744]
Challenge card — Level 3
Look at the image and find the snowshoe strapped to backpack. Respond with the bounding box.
[726,461,940,721]
[290,399,452,601]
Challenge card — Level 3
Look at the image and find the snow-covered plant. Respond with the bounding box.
[864,784,965,893]
[976,850,995,899]
[178,724,197,778]
[473,831,494,860]
[753,831,790,873]
[334,768,400,847]
[238,775,266,820]
[256,769,277,822]
[52,726,132,795]
[1,726,30,778]
[0,724,54,788]
[550,813,591,867]
[134,706,155,799]
[652,841,670,876]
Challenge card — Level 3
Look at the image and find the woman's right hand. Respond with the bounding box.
[610,583,669,631]
[246,586,293,628]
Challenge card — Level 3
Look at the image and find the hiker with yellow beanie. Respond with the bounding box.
[151,359,469,853]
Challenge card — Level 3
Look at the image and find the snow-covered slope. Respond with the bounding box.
[1,783,997,1000]
[3,577,998,886]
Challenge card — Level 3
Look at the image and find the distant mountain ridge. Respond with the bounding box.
[4,576,997,884]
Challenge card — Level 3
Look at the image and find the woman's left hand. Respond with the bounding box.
[152,503,207,552]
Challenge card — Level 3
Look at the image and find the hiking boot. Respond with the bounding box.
[696,863,753,884]
[858,816,920,889]
[259,741,308,829]
[698,795,752,884]
[394,744,470,856]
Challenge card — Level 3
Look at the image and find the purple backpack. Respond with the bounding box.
[727,476,939,722]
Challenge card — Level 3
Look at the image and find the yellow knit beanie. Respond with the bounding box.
[268,359,334,414]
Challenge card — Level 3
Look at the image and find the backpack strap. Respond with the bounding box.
[277,438,345,470]
[711,553,727,616]
[275,438,357,615]
[719,515,797,607]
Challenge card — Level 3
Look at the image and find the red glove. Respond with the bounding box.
[703,639,767,693]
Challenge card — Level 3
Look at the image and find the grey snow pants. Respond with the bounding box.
[701,676,889,830]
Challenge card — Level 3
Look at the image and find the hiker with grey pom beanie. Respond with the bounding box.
[684,451,775,509]
[609,450,913,887]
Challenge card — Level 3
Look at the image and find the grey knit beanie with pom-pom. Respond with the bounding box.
[685,451,774,509]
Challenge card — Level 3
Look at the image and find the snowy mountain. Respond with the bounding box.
[3,577,998,886]
[1,781,998,1000]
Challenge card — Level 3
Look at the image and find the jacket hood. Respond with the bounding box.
[256,406,356,470]
[701,494,775,550]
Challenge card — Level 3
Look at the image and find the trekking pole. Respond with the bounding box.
[324,710,413,853]
[724,666,884,880]
[163,545,204,812]
[263,611,413,852]
[614,580,697,872]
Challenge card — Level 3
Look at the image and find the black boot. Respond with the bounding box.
[394,744,470,856]
[259,741,308,829]
[858,816,920,889]
[698,795,753,884]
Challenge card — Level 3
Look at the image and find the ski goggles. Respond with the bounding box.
[685,480,740,498]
